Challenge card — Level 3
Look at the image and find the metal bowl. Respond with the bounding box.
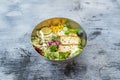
[31,17,87,63]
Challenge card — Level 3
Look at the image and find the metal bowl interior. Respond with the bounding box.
[31,17,87,62]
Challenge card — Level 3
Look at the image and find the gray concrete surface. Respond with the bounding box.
[0,0,120,80]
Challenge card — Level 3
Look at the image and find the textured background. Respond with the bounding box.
[0,0,120,80]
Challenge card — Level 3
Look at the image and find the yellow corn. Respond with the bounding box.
[50,24,64,33]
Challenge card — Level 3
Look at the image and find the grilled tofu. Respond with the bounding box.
[60,36,80,45]
[59,45,78,52]
[58,32,80,53]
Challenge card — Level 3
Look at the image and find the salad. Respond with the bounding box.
[31,18,84,60]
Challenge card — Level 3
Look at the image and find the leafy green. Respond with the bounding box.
[44,51,70,60]
[63,21,80,35]
[69,48,82,57]
[49,45,58,52]
[78,45,83,49]
[69,28,79,33]
[62,27,69,35]
[52,35,60,40]
[59,52,70,59]
[52,35,57,40]
[45,52,59,60]
[64,28,79,35]
[43,48,49,58]
[64,30,70,35]
[64,20,71,28]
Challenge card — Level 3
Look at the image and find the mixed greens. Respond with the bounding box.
[31,20,84,60]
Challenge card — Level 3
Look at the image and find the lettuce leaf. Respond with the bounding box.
[46,52,59,60]
[49,45,58,52]
[59,52,70,60]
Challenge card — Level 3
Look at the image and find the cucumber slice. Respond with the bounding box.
[41,27,52,35]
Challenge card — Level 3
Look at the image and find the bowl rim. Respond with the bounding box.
[30,17,87,62]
